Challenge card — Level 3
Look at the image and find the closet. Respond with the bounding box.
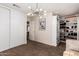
[0,5,27,52]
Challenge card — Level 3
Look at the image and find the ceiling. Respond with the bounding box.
[1,3,79,16]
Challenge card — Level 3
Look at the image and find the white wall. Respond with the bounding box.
[0,6,10,51]
[0,5,27,52]
[29,14,58,46]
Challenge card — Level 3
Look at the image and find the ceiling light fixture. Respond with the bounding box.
[27,3,48,16]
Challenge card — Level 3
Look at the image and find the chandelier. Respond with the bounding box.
[27,3,47,16]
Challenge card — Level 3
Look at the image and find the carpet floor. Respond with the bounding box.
[0,40,66,56]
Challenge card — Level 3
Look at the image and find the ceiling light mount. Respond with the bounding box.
[13,4,20,8]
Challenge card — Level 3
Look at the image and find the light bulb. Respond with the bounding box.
[27,13,31,16]
[44,11,47,13]
[36,9,39,11]
[44,13,47,16]
[40,9,43,11]
[28,6,31,9]
[40,16,42,19]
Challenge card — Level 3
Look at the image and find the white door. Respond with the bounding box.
[10,9,26,48]
[29,20,35,41]
[0,6,9,52]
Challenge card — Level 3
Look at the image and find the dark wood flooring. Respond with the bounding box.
[0,40,66,56]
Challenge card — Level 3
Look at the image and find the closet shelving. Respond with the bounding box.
[65,20,77,39]
[60,20,66,43]
[60,17,77,43]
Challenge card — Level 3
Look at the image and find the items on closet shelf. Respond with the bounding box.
[60,16,77,43]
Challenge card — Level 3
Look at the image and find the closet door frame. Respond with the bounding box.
[77,17,79,40]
